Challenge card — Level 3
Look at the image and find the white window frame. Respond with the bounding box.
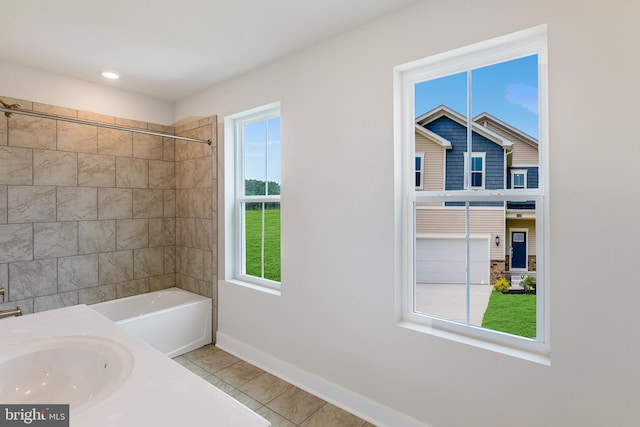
[223,102,281,293]
[463,152,486,189]
[393,25,549,363]
[511,169,528,189]
[415,152,425,190]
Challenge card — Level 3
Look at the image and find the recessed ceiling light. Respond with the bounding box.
[101,71,120,80]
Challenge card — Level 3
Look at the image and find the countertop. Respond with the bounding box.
[0,304,270,427]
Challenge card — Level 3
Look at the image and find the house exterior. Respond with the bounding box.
[415,105,538,285]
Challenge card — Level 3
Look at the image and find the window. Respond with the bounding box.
[464,152,485,189]
[415,153,425,189]
[511,169,527,189]
[224,102,281,291]
[394,26,549,362]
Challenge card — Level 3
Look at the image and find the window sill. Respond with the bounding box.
[222,278,282,296]
[395,319,550,366]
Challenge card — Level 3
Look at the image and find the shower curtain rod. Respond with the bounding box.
[0,103,212,145]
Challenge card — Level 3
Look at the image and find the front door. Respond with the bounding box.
[511,231,527,270]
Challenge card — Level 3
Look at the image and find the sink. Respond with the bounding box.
[0,336,134,412]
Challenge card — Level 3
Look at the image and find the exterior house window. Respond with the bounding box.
[224,102,282,291]
[394,25,549,362]
[415,153,425,189]
[464,152,485,189]
[511,169,527,189]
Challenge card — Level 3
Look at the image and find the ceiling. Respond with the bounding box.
[0,0,420,102]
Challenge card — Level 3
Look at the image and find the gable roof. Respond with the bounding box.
[473,112,538,149]
[416,105,513,150]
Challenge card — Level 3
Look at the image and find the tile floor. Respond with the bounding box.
[173,344,376,427]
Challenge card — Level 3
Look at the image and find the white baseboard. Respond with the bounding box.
[216,332,431,427]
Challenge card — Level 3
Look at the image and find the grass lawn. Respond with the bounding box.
[245,208,281,282]
[482,291,536,338]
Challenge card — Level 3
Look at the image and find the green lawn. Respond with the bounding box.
[245,207,281,282]
[482,292,536,338]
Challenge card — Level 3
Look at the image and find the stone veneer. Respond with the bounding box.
[0,96,217,328]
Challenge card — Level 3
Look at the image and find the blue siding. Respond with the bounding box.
[425,116,504,208]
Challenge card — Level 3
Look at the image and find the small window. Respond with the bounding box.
[415,153,425,189]
[511,169,527,189]
[464,152,486,189]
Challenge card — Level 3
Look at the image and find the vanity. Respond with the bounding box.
[0,304,270,427]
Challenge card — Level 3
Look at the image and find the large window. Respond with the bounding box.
[224,103,281,291]
[394,26,549,361]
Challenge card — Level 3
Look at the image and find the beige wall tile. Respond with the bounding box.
[33,103,77,118]
[187,247,204,280]
[195,218,213,251]
[116,157,148,188]
[0,186,6,223]
[116,278,149,298]
[164,246,176,274]
[77,111,115,125]
[8,186,56,223]
[0,263,6,291]
[98,128,132,157]
[78,153,115,187]
[34,291,78,313]
[149,274,175,291]
[78,284,116,305]
[133,189,163,218]
[33,150,77,186]
[98,188,132,220]
[163,139,175,161]
[9,259,57,299]
[0,146,32,185]
[0,298,34,314]
[8,115,56,149]
[164,190,175,217]
[116,219,148,250]
[99,250,133,285]
[57,187,97,221]
[58,254,99,292]
[78,220,116,254]
[115,117,147,130]
[34,222,78,259]
[177,157,212,189]
[149,218,175,247]
[203,249,215,282]
[133,247,164,279]
[0,115,7,145]
[57,121,97,153]
[0,224,32,262]
[148,123,174,134]
[149,160,175,189]
[133,133,163,160]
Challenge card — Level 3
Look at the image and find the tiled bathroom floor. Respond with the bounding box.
[173,345,376,427]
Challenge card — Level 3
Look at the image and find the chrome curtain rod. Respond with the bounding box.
[0,103,212,145]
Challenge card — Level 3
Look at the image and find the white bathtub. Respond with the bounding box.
[90,287,212,358]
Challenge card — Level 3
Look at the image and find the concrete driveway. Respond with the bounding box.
[415,283,493,326]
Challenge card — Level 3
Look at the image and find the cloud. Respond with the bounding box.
[505,83,538,115]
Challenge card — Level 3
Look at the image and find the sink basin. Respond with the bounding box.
[0,336,134,412]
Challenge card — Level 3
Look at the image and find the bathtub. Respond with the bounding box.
[90,287,212,358]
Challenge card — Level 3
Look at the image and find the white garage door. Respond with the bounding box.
[416,238,489,284]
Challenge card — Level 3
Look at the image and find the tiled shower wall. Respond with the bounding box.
[0,96,216,320]
[175,118,217,333]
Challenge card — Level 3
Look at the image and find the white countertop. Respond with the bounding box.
[0,305,270,427]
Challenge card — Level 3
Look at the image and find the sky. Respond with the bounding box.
[243,117,281,187]
[414,54,539,139]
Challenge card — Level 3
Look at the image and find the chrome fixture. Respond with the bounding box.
[0,307,22,319]
[0,98,212,145]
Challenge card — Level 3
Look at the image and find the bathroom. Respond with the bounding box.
[1,1,639,427]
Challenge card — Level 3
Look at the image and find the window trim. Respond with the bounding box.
[463,152,486,189]
[511,169,528,189]
[393,25,549,363]
[224,102,282,293]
